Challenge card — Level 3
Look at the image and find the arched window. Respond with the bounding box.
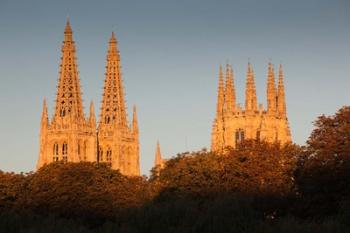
[99,147,104,162]
[256,130,261,140]
[77,143,80,155]
[106,148,112,165]
[62,143,68,162]
[83,141,87,161]
[105,115,110,124]
[53,143,59,162]
[60,108,66,117]
[235,129,245,145]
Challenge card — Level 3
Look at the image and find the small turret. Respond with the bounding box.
[132,105,139,134]
[277,64,287,117]
[216,65,225,117]
[40,98,49,133]
[224,64,236,114]
[245,62,258,113]
[37,98,49,169]
[89,101,96,128]
[266,62,277,114]
[154,140,163,169]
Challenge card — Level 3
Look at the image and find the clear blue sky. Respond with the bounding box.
[0,0,349,175]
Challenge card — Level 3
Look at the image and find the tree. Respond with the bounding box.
[295,106,350,218]
[22,162,150,222]
[152,140,299,199]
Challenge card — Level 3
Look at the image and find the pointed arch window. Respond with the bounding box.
[99,147,104,162]
[62,143,68,162]
[235,129,245,145]
[105,115,110,124]
[60,108,66,117]
[53,143,59,162]
[83,141,87,161]
[106,148,112,165]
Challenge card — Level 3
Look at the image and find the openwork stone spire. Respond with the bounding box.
[53,20,85,122]
[99,32,128,127]
[266,62,277,114]
[245,62,258,112]
[224,64,236,114]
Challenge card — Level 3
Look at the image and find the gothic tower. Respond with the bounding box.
[211,62,291,153]
[37,20,97,169]
[97,32,140,176]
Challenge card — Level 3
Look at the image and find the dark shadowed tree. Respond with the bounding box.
[295,106,350,218]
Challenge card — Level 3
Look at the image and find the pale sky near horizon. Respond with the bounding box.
[0,0,349,175]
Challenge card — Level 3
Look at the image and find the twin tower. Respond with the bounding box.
[37,21,140,176]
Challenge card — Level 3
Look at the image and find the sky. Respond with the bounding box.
[0,0,349,176]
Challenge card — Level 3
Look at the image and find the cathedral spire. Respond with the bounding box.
[216,65,225,117]
[224,64,236,114]
[132,105,138,133]
[277,64,287,117]
[154,140,163,168]
[99,32,128,128]
[245,62,258,112]
[266,62,277,114]
[53,20,85,122]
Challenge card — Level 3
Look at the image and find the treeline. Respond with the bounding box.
[0,106,350,233]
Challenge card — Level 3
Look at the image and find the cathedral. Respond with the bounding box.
[37,20,140,176]
[211,63,291,152]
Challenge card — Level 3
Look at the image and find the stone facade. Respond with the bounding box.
[37,21,140,176]
[211,63,291,152]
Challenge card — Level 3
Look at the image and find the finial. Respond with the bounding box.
[64,18,72,33]
[247,60,253,73]
[219,65,224,81]
[42,97,48,118]
[132,104,138,131]
[109,31,117,43]
[279,63,284,77]
[90,100,95,111]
